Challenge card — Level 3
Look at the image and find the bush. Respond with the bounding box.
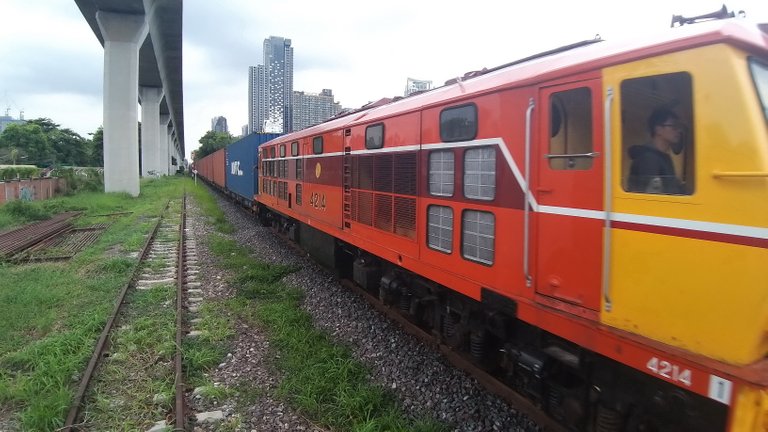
[0,166,40,180]
[52,168,103,195]
[2,200,51,221]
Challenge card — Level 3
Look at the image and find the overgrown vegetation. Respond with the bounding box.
[0,177,442,430]
[0,176,188,430]
[0,166,39,180]
[0,118,103,167]
[78,200,182,430]
[52,167,104,195]
[205,235,442,431]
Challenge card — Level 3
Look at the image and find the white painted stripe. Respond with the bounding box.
[422,138,539,210]
[613,213,768,239]
[421,138,502,150]
[269,136,768,241]
[540,205,605,220]
[350,145,420,155]
[303,152,345,159]
[539,206,768,239]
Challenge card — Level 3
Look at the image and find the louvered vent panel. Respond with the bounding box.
[351,156,359,189]
[394,197,416,239]
[354,190,373,226]
[374,194,393,232]
[356,155,373,190]
[393,153,417,195]
[373,154,393,192]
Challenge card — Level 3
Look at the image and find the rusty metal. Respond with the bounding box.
[16,223,110,262]
[94,211,134,217]
[174,193,187,430]
[63,202,169,430]
[340,279,568,432]
[0,211,81,258]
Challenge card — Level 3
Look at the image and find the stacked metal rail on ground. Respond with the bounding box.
[0,212,81,259]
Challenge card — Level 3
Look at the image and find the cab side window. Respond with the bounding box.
[620,72,694,195]
[548,87,593,170]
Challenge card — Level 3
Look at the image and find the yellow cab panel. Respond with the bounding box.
[602,44,768,365]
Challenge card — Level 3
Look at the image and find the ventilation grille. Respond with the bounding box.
[394,197,416,239]
[350,152,417,240]
[374,194,393,231]
[353,155,373,190]
[394,153,417,195]
[373,154,393,192]
[354,190,373,226]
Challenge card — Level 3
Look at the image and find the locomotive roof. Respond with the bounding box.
[270,19,768,144]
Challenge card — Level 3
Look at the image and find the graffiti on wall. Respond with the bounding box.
[19,186,33,201]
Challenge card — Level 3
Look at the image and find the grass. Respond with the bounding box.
[0,177,443,430]
[0,176,189,430]
[206,235,443,432]
[80,284,177,430]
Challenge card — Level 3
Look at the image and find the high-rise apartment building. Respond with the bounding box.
[404,78,433,96]
[291,89,342,132]
[248,36,294,134]
[0,109,25,133]
[211,116,228,133]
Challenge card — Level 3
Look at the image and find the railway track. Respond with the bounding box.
[339,279,566,432]
[61,195,204,431]
[258,219,566,432]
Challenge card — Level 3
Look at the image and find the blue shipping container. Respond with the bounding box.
[225,133,280,202]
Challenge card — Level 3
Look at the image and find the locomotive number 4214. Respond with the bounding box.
[309,192,326,210]
[646,357,692,386]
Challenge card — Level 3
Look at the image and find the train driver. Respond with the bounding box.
[627,108,686,194]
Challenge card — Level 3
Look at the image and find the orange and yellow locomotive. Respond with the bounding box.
[201,13,768,432]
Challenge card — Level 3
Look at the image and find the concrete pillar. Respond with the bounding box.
[96,11,148,196]
[169,131,177,174]
[139,87,163,177]
[159,114,170,175]
[165,126,173,175]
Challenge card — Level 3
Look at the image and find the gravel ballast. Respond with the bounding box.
[187,190,539,432]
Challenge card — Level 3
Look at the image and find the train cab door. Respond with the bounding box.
[535,78,604,314]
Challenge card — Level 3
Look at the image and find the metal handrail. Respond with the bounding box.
[544,152,600,159]
[602,88,614,312]
[524,98,535,288]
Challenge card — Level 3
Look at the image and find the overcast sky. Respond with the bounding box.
[2,1,767,160]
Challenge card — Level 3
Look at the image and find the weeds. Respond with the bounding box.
[0,176,191,429]
[209,236,443,432]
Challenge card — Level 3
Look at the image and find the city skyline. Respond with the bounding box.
[211,115,228,134]
[2,1,767,159]
[249,36,294,134]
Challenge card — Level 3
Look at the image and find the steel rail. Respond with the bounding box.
[339,279,567,432]
[63,201,170,430]
[0,211,80,258]
[174,193,187,430]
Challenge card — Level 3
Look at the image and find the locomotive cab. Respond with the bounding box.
[603,39,768,367]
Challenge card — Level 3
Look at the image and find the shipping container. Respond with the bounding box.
[210,148,226,189]
[225,133,280,203]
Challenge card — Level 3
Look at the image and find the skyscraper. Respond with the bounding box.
[292,89,342,132]
[405,78,432,96]
[211,116,228,133]
[248,36,294,134]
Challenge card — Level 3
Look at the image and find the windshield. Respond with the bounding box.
[749,58,768,122]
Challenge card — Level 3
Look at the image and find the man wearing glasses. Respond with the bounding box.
[628,107,686,194]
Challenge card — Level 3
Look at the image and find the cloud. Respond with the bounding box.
[3,0,768,159]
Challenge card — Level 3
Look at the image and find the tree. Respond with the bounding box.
[0,123,52,166]
[48,128,89,166]
[88,127,104,167]
[26,118,60,134]
[196,130,234,160]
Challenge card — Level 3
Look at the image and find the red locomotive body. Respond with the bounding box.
[202,17,768,432]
